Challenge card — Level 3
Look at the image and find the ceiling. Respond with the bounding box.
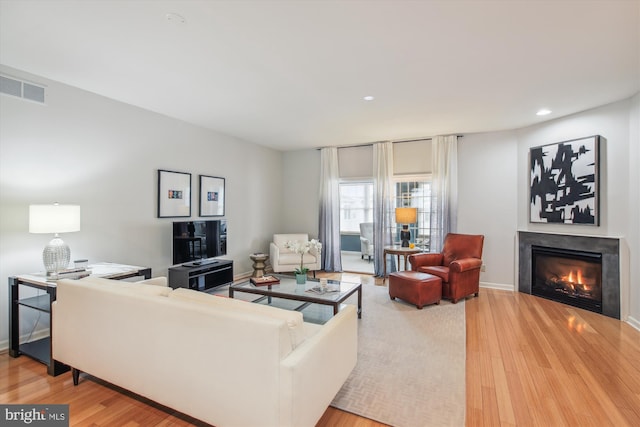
[1,1,638,151]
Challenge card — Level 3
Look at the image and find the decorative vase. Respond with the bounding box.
[295,273,306,284]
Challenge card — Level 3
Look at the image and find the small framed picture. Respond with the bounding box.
[199,175,225,217]
[158,170,191,218]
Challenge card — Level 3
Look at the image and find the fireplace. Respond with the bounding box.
[518,231,620,319]
[531,245,602,313]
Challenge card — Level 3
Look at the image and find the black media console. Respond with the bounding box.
[168,259,233,291]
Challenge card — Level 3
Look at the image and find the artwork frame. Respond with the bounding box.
[158,169,191,218]
[529,135,600,225]
[199,175,225,217]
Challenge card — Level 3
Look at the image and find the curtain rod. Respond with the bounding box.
[317,135,464,151]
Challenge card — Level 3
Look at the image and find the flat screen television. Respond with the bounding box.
[172,220,227,265]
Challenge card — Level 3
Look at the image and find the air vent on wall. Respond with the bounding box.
[0,75,46,104]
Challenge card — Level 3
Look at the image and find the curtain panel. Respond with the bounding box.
[373,142,396,277]
[430,135,458,252]
[318,147,342,271]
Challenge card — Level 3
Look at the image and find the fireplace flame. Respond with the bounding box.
[566,270,583,285]
[561,269,593,292]
[546,267,596,297]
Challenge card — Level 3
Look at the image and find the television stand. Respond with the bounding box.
[168,259,233,291]
[188,257,218,267]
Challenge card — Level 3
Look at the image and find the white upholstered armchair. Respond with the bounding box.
[359,222,374,262]
[270,233,322,277]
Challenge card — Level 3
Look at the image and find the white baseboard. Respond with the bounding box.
[480,281,514,292]
[626,315,640,332]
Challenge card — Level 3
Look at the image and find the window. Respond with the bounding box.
[339,177,432,246]
[339,181,373,233]
[391,176,432,249]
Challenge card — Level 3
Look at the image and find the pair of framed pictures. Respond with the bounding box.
[157,170,224,218]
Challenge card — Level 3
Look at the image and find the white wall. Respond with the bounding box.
[280,149,321,237]
[457,131,519,289]
[0,66,284,348]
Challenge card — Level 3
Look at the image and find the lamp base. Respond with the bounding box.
[400,227,411,248]
[43,236,70,275]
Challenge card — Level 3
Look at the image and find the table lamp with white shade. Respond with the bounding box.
[29,203,81,275]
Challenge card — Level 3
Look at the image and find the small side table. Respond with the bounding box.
[250,253,269,277]
[383,246,422,281]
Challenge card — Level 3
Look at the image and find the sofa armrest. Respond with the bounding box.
[279,305,357,427]
[408,253,443,270]
[450,258,482,273]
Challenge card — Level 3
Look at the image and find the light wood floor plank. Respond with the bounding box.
[2,277,639,427]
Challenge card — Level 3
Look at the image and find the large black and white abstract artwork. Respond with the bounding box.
[529,135,600,225]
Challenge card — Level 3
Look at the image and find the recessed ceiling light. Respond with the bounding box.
[536,109,552,116]
[363,96,375,101]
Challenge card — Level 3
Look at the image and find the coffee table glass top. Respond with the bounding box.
[229,274,362,324]
[231,274,359,301]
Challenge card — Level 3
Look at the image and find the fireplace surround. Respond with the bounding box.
[518,231,620,319]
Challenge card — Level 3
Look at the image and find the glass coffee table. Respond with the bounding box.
[229,274,362,319]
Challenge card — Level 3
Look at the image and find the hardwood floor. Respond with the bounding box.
[2,273,639,426]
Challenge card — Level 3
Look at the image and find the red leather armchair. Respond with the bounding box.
[408,233,484,303]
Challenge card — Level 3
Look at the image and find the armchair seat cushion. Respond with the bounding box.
[278,253,318,266]
[418,265,449,282]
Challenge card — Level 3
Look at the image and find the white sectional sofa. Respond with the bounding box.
[52,276,358,427]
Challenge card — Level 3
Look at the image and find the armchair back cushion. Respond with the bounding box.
[359,222,374,258]
[442,233,484,265]
[273,233,309,253]
[270,233,321,273]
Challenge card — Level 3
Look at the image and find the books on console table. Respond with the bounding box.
[47,268,91,281]
[250,275,280,286]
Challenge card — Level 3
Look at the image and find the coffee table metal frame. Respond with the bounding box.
[229,274,362,319]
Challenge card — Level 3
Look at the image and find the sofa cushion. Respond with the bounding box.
[77,276,173,296]
[168,288,306,348]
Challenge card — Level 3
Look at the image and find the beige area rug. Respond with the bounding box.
[331,283,466,427]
